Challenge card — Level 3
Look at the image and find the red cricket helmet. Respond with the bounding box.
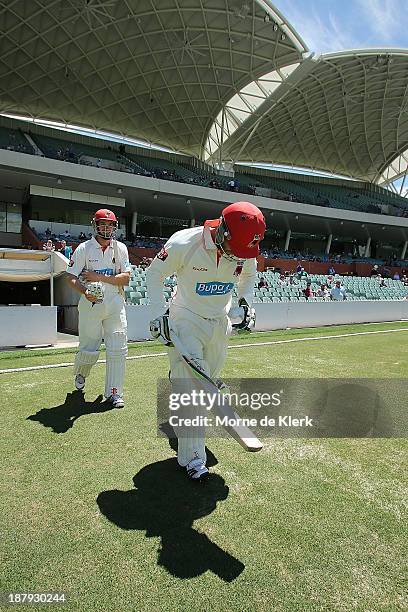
[215,202,266,260]
[92,209,118,239]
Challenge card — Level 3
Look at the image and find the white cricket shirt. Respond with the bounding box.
[68,236,131,296]
[146,224,258,319]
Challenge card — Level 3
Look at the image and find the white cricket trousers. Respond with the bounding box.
[74,294,128,398]
[168,305,232,466]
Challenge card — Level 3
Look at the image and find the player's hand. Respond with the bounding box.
[149,311,173,346]
[84,290,99,303]
[232,298,256,331]
[82,270,102,282]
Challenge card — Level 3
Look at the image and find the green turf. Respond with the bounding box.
[0,320,406,371]
[1,323,407,611]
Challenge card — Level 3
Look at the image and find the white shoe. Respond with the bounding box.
[75,374,85,390]
[185,455,209,482]
[109,394,125,409]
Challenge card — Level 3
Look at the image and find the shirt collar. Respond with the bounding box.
[91,236,112,250]
[203,219,219,250]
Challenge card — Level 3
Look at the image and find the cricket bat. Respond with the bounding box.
[169,330,263,452]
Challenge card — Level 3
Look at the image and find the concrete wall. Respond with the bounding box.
[1,300,404,347]
[0,306,57,347]
[125,301,408,341]
[253,300,408,331]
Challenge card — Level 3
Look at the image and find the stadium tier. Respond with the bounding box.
[1,124,407,218]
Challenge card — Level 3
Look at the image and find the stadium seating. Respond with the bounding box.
[4,126,407,217]
[30,134,141,173]
[236,169,408,215]
[0,127,34,155]
[125,266,408,305]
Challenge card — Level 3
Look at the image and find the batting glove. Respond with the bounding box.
[149,310,173,346]
[232,298,256,331]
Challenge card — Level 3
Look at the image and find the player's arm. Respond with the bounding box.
[101,272,130,286]
[232,258,258,330]
[236,258,257,305]
[65,245,97,302]
[81,270,130,286]
[146,238,184,318]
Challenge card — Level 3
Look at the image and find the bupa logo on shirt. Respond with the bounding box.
[94,268,115,276]
[196,281,234,296]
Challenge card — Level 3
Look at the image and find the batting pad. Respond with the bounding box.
[74,349,100,377]
[104,331,128,398]
[169,351,207,467]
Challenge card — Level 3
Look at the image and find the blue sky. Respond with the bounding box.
[277,0,408,54]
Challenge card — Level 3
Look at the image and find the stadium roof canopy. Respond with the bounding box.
[208,50,408,183]
[0,0,307,157]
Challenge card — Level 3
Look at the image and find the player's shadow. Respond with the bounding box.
[27,391,114,434]
[97,458,245,582]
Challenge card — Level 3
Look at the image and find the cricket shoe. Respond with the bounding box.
[75,374,85,390]
[185,455,209,482]
[108,394,125,409]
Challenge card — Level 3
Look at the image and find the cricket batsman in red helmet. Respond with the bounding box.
[65,209,131,408]
[147,202,266,481]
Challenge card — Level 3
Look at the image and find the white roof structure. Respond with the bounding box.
[0,0,307,156]
[1,2,407,185]
[208,50,408,183]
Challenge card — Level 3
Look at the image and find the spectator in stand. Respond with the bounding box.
[227,178,238,192]
[297,266,308,280]
[140,256,152,270]
[258,277,269,289]
[45,227,51,238]
[379,277,387,287]
[326,274,334,286]
[43,239,55,252]
[58,240,72,260]
[296,263,302,273]
[303,281,313,300]
[63,229,71,239]
[370,264,379,276]
[78,231,87,240]
[393,272,400,280]
[317,284,329,298]
[328,265,336,275]
[277,273,287,286]
[331,280,346,301]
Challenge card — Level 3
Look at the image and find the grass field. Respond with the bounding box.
[1,322,407,611]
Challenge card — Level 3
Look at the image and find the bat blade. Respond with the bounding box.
[169,331,263,452]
